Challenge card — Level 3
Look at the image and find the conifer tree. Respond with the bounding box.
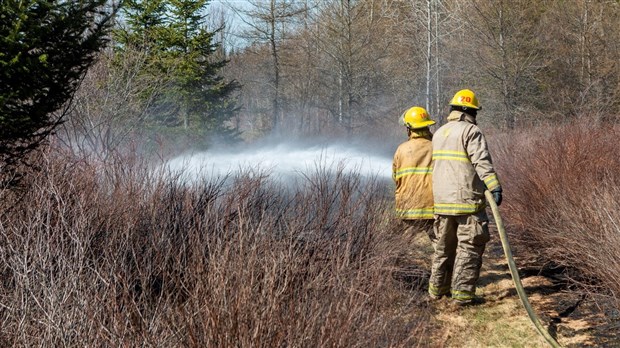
[0,0,116,178]
[117,0,167,46]
[117,0,240,141]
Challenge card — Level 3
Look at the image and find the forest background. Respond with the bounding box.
[0,0,619,346]
[72,0,620,154]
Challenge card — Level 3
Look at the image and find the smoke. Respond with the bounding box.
[167,138,395,183]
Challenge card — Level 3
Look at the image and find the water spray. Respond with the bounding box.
[167,141,394,181]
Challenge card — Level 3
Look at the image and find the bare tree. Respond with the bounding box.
[224,0,619,135]
[310,0,386,135]
[542,0,620,121]
[59,49,166,161]
[464,0,545,128]
[227,0,307,133]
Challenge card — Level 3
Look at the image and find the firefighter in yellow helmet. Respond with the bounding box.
[393,106,436,240]
[429,89,502,305]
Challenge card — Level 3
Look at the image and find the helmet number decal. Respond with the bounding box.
[458,96,472,103]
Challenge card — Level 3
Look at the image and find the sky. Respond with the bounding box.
[209,0,254,50]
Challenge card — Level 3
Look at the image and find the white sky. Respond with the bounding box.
[209,0,254,50]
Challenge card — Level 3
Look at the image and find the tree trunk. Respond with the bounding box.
[498,1,513,129]
[434,0,441,119]
[270,0,280,132]
[426,0,432,113]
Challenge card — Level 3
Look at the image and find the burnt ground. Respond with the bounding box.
[405,222,620,347]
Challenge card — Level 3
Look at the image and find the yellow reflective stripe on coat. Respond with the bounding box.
[483,174,500,191]
[395,208,434,219]
[394,166,432,179]
[432,150,470,162]
[434,203,482,214]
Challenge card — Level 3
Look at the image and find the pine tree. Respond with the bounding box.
[116,0,240,142]
[0,0,115,178]
[116,0,168,47]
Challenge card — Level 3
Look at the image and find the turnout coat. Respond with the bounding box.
[432,111,501,215]
[393,130,434,220]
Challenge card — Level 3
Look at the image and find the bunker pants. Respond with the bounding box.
[428,211,490,300]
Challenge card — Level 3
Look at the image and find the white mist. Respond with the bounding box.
[167,141,394,181]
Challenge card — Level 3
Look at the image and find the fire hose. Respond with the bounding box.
[484,190,561,348]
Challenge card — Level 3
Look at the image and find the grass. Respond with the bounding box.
[412,229,551,348]
[430,287,548,347]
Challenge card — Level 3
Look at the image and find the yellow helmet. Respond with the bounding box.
[400,106,435,129]
[449,89,480,110]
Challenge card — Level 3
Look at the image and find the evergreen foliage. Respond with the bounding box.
[0,0,115,178]
[116,0,240,142]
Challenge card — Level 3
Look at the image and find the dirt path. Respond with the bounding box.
[410,227,620,347]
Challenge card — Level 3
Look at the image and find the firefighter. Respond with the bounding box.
[430,89,502,305]
[393,106,436,240]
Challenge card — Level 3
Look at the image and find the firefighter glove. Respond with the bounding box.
[491,188,502,206]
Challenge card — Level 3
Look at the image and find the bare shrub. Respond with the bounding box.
[493,121,620,307]
[0,147,430,347]
[58,48,167,162]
